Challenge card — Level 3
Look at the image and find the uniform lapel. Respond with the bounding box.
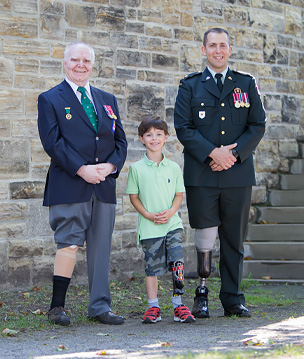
[221,68,236,100]
[201,68,221,98]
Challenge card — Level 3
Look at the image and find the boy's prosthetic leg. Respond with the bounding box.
[191,250,212,318]
[169,261,184,296]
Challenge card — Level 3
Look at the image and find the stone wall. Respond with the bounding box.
[0,0,303,289]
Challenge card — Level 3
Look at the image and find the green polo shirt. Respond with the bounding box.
[126,153,185,243]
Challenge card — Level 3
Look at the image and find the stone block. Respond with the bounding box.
[114,213,137,231]
[285,7,301,36]
[126,22,144,34]
[138,9,162,23]
[145,24,172,39]
[0,14,38,38]
[0,140,29,179]
[166,86,178,106]
[0,202,26,221]
[193,15,209,42]
[0,240,8,285]
[66,4,96,28]
[161,40,180,55]
[0,119,10,138]
[9,239,43,258]
[14,0,37,13]
[126,84,165,119]
[180,45,201,72]
[14,74,46,90]
[7,258,31,287]
[138,70,173,83]
[224,7,247,25]
[26,202,53,238]
[3,40,50,56]
[251,185,267,204]
[255,140,280,172]
[117,50,150,67]
[152,54,179,71]
[14,58,39,73]
[40,0,64,15]
[116,68,136,80]
[201,1,223,16]
[278,140,298,158]
[0,0,11,11]
[263,33,276,64]
[142,0,161,9]
[96,6,125,31]
[0,183,8,201]
[0,89,24,114]
[138,37,162,52]
[174,28,193,41]
[40,14,65,40]
[10,181,45,200]
[31,140,49,163]
[163,12,180,26]
[267,124,297,140]
[12,119,38,138]
[0,57,13,85]
[111,34,138,49]
[181,12,193,27]
[282,95,300,124]
[31,260,53,285]
[264,94,281,111]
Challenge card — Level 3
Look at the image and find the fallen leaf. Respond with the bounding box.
[261,276,271,280]
[56,344,66,351]
[9,311,16,316]
[97,333,110,336]
[21,311,29,315]
[31,309,44,315]
[22,292,30,299]
[32,286,40,291]
[0,302,3,307]
[244,256,253,260]
[2,328,19,337]
[243,338,262,346]
[96,350,107,355]
[161,342,171,347]
[134,296,142,301]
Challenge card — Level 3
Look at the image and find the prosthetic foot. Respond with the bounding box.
[169,260,184,296]
[192,250,212,318]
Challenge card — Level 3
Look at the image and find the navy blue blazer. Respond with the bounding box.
[174,68,266,188]
[38,80,127,206]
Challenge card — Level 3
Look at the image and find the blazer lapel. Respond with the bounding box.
[59,80,95,130]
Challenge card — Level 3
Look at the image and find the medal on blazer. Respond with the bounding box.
[233,88,241,108]
[103,105,117,133]
[65,107,72,120]
[243,92,250,108]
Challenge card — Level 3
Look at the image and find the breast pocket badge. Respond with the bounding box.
[199,111,205,119]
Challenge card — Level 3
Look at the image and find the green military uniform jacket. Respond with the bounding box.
[174,67,266,188]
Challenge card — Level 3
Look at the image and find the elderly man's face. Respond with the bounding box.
[64,44,93,87]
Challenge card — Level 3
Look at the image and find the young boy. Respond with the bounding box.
[126,116,195,324]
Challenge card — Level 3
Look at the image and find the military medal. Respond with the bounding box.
[243,92,250,108]
[103,105,117,132]
[232,93,240,108]
[65,107,72,120]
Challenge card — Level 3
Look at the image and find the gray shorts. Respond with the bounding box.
[141,229,184,276]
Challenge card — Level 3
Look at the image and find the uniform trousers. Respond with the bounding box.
[186,186,252,309]
[49,192,116,317]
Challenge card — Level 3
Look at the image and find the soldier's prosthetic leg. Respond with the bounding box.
[192,250,212,318]
[192,226,218,318]
[169,261,184,296]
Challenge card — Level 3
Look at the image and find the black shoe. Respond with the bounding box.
[48,306,70,326]
[93,311,125,325]
[224,304,251,318]
[192,285,210,318]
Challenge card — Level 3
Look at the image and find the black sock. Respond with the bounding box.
[50,275,71,310]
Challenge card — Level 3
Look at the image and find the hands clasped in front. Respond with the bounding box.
[209,143,238,172]
[76,163,115,184]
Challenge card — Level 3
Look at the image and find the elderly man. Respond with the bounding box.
[38,42,127,325]
[174,28,266,318]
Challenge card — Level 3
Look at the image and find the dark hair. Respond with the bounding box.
[203,28,230,47]
[138,116,169,137]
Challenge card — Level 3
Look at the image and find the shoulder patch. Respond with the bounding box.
[232,69,253,78]
[182,71,202,81]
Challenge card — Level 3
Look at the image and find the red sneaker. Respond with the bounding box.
[174,305,196,323]
[142,307,161,324]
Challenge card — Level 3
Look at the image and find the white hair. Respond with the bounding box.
[64,42,95,64]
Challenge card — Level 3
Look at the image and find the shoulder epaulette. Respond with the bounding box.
[182,71,202,80]
[232,69,253,78]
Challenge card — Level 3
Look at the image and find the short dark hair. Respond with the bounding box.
[203,28,230,47]
[138,116,169,137]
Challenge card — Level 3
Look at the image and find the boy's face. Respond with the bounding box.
[139,127,168,153]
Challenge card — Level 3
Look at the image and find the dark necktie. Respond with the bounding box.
[215,73,223,92]
[78,87,98,132]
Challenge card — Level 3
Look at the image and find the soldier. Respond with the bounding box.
[174,28,266,318]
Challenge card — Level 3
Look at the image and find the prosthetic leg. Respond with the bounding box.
[169,260,184,296]
[192,226,217,318]
[192,250,212,318]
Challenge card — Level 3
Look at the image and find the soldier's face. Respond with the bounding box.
[64,44,93,87]
[202,32,232,73]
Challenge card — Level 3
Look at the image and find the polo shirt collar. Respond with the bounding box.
[144,152,168,167]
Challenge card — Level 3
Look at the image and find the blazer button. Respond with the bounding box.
[221,131,225,135]
[221,103,225,107]
[96,136,99,140]
[95,158,99,162]
[221,117,225,121]
[201,102,204,106]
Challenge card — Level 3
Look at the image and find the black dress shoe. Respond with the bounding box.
[224,304,251,318]
[48,306,70,326]
[93,311,125,325]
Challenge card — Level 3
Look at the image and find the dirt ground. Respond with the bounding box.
[0,282,303,359]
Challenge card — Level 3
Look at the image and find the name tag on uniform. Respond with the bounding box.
[199,111,205,119]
